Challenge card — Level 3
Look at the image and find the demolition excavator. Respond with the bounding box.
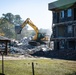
[15,18,48,46]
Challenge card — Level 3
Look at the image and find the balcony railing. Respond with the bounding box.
[52,20,76,27]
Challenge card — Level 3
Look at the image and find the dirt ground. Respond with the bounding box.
[0,55,48,60]
[0,55,32,60]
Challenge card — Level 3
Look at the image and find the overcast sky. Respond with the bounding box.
[0,0,57,30]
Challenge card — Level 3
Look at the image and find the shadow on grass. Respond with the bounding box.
[65,72,76,75]
[0,73,5,75]
[31,49,76,61]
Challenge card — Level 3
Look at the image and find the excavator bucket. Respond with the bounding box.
[15,26,22,34]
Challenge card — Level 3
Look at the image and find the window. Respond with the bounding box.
[60,11,64,18]
[68,25,72,33]
[67,9,72,17]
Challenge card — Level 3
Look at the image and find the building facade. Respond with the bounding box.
[48,0,76,50]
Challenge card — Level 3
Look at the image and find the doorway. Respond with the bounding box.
[74,8,76,20]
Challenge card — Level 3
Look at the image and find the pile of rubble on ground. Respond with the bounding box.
[9,37,76,60]
[1,36,76,60]
[9,37,51,58]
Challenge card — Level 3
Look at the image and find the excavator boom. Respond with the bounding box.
[15,18,48,46]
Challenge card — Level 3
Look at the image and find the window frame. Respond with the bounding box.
[67,9,72,17]
[60,11,64,18]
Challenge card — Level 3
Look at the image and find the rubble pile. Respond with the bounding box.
[9,37,51,58]
[9,47,25,54]
[1,36,76,60]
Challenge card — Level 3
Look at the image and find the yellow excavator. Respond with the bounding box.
[15,18,48,46]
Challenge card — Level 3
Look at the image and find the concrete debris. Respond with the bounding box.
[0,36,76,60]
[9,37,51,58]
[9,37,76,60]
[9,47,25,54]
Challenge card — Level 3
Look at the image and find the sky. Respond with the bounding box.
[0,0,57,30]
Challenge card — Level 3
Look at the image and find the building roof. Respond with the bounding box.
[48,0,76,11]
[0,36,10,42]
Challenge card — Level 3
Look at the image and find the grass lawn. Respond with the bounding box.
[0,58,76,75]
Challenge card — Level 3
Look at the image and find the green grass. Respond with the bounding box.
[0,58,76,75]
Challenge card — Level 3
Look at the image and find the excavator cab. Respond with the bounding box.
[29,33,46,46]
[37,33,45,40]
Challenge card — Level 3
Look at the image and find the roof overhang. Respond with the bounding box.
[48,0,76,11]
[0,36,10,42]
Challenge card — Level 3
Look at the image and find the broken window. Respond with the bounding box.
[58,26,65,37]
[68,40,75,50]
[60,40,65,49]
[67,25,73,37]
[67,25,72,33]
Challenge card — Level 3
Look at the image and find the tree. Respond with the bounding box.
[0,18,15,38]
[0,13,29,39]
[0,18,5,36]
[1,13,24,39]
[2,13,14,24]
[14,15,23,25]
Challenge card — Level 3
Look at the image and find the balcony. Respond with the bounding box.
[52,20,76,27]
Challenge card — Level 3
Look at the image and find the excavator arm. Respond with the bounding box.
[15,18,39,40]
[15,18,48,46]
